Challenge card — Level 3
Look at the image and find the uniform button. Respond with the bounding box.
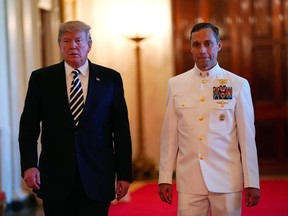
[200,97,205,102]
[198,136,204,141]
[199,155,204,160]
[199,116,204,121]
[202,79,207,84]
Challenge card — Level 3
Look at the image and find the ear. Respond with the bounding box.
[87,44,92,53]
[218,40,222,52]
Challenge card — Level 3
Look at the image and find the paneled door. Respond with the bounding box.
[172,0,288,175]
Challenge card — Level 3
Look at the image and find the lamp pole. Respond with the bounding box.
[129,36,155,180]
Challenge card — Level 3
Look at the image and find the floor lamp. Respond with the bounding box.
[129,36,156,180]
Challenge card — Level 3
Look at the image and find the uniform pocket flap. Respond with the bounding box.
[175,98,196,109]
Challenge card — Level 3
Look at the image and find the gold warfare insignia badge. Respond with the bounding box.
[217,79,229,84]
[217,100,229,108]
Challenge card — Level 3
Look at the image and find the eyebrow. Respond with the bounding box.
[193,39,214,44]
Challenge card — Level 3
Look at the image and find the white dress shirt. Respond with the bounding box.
[65,60,89,102]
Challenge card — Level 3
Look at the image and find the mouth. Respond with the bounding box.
[198,56,211,62]
[198,56,209,60]
[70,53,79,56]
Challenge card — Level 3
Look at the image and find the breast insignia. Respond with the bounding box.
[217,100,229,108]
[217,79,229,84]
[219,114,225,121]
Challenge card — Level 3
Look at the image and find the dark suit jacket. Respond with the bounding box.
[19,60,132,202]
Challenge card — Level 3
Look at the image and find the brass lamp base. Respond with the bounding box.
[133,154,157,180]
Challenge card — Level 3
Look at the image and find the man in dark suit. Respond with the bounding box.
[19,20,132,216]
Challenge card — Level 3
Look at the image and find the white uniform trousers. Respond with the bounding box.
[178,191,242,216]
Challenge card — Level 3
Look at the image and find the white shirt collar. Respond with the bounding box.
[194,63,220,78]
[65,60,89,77]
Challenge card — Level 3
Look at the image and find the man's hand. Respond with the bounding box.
[245,187,260,207]
[23,167,41,190]
[158,183,173,205]
[116,181,130,201]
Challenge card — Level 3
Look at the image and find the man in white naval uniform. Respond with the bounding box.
[158,23,260,216]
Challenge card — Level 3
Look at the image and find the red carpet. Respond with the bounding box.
[109,179,288,216]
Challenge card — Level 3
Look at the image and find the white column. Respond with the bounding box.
[0,0,14,204]
[0,0,61,204]
[6,0,29,203]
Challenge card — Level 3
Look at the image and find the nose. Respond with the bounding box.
[199,44,206,54]
[69,40,77,49]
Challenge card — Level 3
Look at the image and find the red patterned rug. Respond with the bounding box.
[109,178,288,216]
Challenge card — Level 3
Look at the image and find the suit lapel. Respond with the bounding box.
[78,62,101,125]
[54,61,75,126]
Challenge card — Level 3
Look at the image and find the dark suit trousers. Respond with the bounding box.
[42,171,111,216]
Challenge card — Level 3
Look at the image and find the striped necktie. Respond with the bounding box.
[70,69,84,126]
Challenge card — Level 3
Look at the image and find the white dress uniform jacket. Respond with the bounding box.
[159,63,260,195]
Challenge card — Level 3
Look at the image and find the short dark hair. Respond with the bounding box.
[190,22,220,43]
